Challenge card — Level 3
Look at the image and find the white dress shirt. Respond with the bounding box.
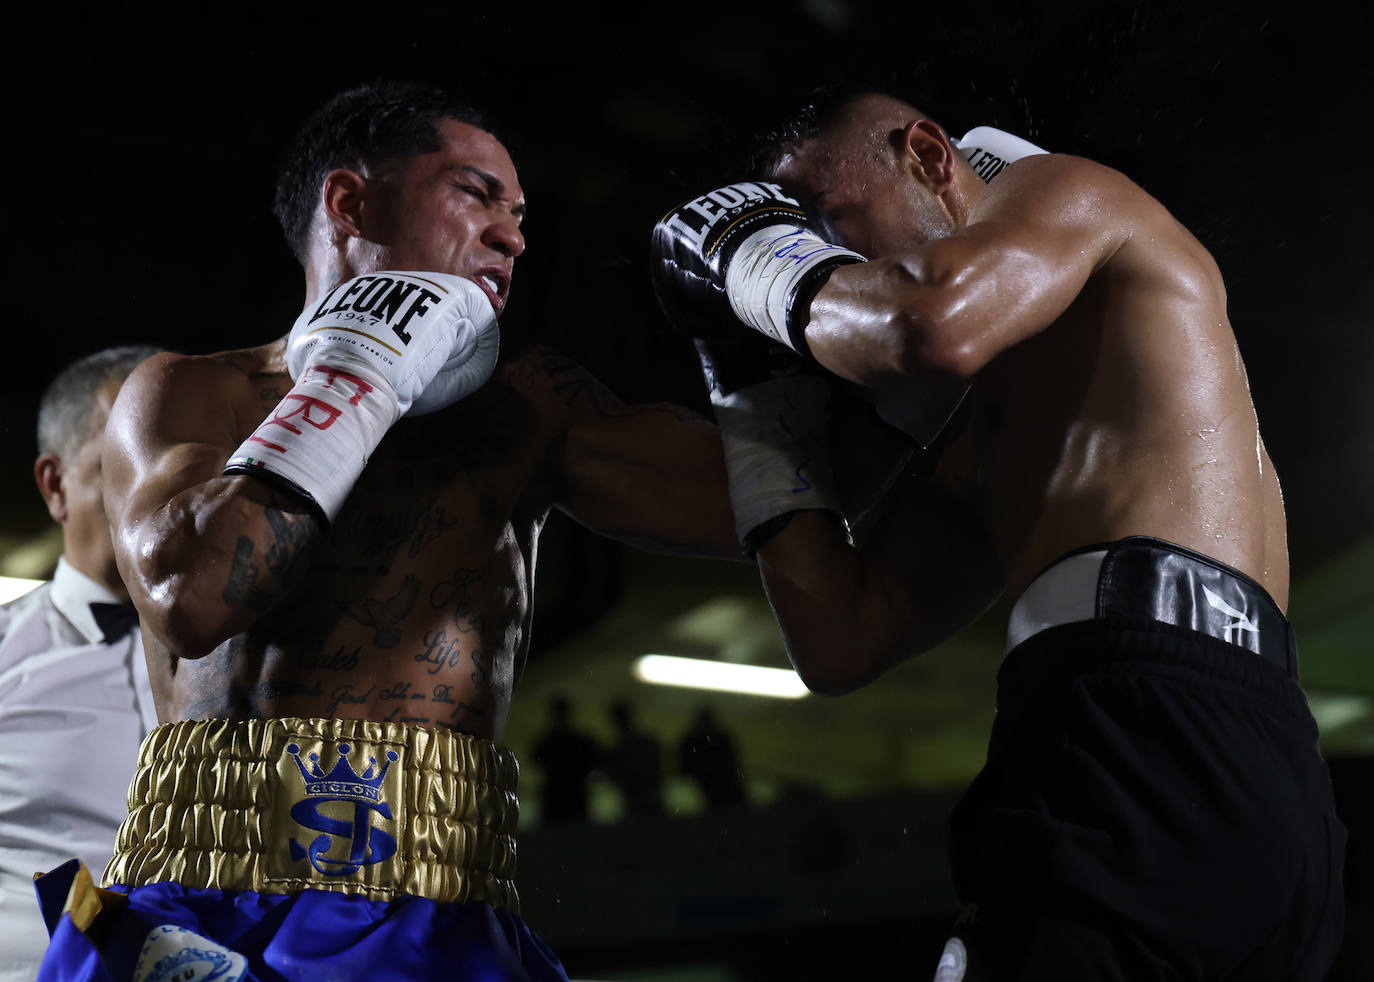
[0,557,156,981]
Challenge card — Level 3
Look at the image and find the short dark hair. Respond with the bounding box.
[37,345,163,460]
[272,80,492,265]
[746,82,883,178]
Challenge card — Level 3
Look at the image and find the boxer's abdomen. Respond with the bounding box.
[150,396,546,741]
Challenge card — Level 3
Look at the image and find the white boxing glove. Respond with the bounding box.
[225,271,498,523]
[286,270,498,415]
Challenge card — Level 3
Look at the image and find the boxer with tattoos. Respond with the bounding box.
[35,81,739,981]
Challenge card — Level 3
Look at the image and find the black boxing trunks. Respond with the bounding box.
[937,537,1346,982]
[34,717,570,981]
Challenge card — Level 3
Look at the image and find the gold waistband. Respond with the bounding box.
[104,717,521,911]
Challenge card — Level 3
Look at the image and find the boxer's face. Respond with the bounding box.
[772,103,956,256]
[366,118,526,315]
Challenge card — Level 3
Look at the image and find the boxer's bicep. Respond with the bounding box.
[103,355,236,560]
[806,157,1131,384]
[104,356,319,657]
[555,401,742,560]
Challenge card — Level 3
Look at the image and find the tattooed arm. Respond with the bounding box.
[533,349,742,560]
[103,351,321,658]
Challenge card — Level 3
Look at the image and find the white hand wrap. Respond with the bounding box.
[224,364,395,523]
[225,270,499,523]
[710,374,848,550]
[725,226,866,352]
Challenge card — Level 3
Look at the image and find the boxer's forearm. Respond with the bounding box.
[804,157,1133,386]
[757,486,1002,694]
[559,401,743,560]
[756,511,921,694]
[800,247,985,386]
[118,477,320,658]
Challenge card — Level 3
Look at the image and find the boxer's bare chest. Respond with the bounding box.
[963,264,1273,594]
[154,353,567,740]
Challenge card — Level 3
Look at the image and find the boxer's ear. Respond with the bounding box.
[34,454,68,523]
[322,168,368,239]
[901,119,956,192]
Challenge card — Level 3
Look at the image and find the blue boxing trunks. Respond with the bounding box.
[938,537,1347,982]
[33,717,569,981]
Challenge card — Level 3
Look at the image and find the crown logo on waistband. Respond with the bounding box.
[283,740,401,877]
[287,742,398,804]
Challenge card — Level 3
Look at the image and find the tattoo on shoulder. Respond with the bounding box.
[213,350,280,384]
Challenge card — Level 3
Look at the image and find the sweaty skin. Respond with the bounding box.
[757,94,1288,692]
[102,121,739,738]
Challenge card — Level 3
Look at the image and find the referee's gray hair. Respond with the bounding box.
[37,345,163,460]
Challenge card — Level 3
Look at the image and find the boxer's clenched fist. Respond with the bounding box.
[225,271,499,523]
[287,270,499,417]
[650,181,864,354]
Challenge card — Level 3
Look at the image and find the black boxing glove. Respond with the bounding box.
[651,181,866,354]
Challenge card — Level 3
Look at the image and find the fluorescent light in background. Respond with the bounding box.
[633,654,810,699]
[1308,693,1373,735]
[0,577,44,604]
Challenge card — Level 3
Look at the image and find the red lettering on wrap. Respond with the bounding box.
[261,394,344,440]
[307,366,375,406]
[247,368,377,455]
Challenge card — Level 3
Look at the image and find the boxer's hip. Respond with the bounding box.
[103,717,522,911]
[1006,535,1296,677]
[951,539,1343,977]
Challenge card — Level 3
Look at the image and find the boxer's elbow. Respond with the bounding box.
[856,261,982,380]
[787,636,909,697]
[123,526,241,659]
[136,568,236,659]
[884,329,980,381]
[155,615,220,660]
[887,296,985,380]
[789,654,868,697]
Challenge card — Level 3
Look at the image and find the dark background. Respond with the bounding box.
[5,1,1371,571]
[3,3,1371,978]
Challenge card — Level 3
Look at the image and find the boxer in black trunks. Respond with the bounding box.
[651,87,1346,980]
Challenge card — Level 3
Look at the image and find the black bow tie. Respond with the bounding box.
[89,602,139,643]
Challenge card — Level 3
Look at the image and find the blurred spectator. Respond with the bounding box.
[678,704,747,811]
[530,693,603,825]
[604,699,664,819]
